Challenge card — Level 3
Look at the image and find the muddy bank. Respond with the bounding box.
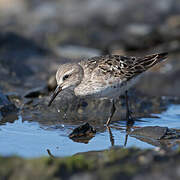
[1,147,180,180]
[20,89,180,127]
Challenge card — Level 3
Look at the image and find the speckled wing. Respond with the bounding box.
[90,53,168,82]
[77,53,167,97]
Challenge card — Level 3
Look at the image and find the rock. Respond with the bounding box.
[22,88,180,127]
[130,126,168,140]
[0,91,18,118]
[0,113,19,124]
[69,123,96,143]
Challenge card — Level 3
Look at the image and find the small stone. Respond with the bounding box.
[130,126,168,140]
[69,123,96,143]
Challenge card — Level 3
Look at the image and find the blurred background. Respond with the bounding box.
[0,0,180,96]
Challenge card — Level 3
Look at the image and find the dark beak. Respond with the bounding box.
[48,85,62,106]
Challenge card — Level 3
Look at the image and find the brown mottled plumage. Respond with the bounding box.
[48,52,168,125]
[80,53,167,80]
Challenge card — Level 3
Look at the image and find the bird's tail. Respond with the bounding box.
[144,52,168,62]
[135,52,168,70]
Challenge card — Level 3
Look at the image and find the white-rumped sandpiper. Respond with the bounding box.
[48,52,168,125]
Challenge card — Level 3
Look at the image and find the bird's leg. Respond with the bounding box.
[124,119,134,147]
[125,90,133,121]
[106,99,116,126]
[124,133,128,147]
[107,126,114,146]
[124,91,134,147]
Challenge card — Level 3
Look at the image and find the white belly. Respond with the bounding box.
[75,76,140,99]
[98,76,139,98]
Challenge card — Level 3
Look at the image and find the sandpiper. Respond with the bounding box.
[48,52,168,125]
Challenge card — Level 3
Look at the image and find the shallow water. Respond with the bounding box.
[0,104,180,158]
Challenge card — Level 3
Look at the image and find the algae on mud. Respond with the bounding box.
[0,147,180,180]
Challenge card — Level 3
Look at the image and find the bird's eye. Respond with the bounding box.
[63,74,70,81]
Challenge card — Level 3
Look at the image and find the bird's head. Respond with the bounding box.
[48,63,83,106]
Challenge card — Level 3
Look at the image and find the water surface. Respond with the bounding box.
[0,104,180,158]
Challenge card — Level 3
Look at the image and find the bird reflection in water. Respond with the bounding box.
[107,119,134,147]
[68,117,134,147]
